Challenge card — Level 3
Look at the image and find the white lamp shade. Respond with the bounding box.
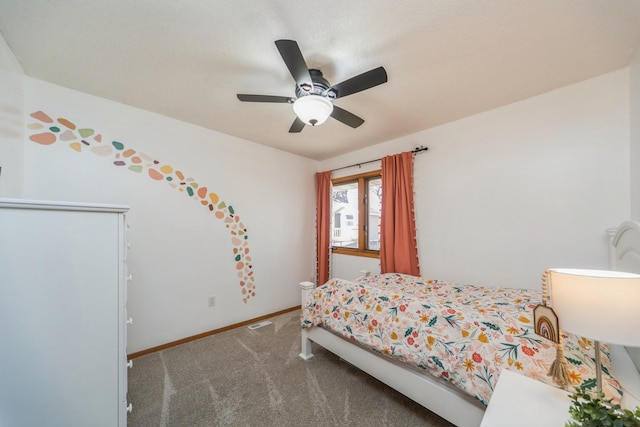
[293,95,333,126]
[549,268,640,347]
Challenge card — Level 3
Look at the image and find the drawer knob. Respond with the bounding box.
[127,360,133,368]
[127,317,133,325]
[127,403,133,413]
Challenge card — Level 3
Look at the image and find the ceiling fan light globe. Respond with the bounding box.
[293,95,333,126]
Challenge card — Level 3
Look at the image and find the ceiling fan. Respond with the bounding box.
[237,39,388,133]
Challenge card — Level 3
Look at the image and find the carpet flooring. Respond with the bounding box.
[127,310,456,427]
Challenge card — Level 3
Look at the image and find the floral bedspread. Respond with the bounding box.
[301,273,623,406]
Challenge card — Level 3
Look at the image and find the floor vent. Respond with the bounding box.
[247,320,272,330]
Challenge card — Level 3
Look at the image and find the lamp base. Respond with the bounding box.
[595,340,602,395]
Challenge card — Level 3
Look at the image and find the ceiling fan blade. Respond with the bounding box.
[289,117,305,133]
[237,94,293,103]
[275,39,313,91]
[330,66,388,99]
[330,105,365,128]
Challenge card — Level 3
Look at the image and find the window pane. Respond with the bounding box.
[331,181,358,248]
[367,177,382,250]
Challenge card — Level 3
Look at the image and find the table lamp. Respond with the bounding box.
[548,268,640,393]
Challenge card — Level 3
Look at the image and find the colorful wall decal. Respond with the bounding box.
[28,110,256,303]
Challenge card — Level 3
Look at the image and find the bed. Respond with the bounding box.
[299,221,640,427]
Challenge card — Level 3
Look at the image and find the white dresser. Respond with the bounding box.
[0,198,131,427]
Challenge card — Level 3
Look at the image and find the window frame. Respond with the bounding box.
[331,170,381,258]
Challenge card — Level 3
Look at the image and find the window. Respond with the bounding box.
[331,170,381,257]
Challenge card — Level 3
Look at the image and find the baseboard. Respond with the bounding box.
[127,305,301,360]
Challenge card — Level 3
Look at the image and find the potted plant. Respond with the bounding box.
[566,388,640,427]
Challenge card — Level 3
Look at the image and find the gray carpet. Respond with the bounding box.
[127,311,455,427]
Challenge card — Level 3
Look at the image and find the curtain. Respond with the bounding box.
[380,151,420,276]
[315,171,332,285]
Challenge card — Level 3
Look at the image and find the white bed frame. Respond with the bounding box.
[298,283,486,427]
[607,221,640,383]
[299,221,640,427]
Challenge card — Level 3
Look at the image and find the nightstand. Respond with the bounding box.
[480,369,572,427]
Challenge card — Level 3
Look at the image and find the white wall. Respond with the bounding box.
[22,78,316,353]
[630,46,640,221]
[321,69,631,289]
[0,33,24,197]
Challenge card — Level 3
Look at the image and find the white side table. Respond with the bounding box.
[480,369,572,427]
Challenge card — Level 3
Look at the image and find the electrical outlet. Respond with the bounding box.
[207,295,216,307]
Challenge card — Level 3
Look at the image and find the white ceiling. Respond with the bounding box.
[1,1,640,160]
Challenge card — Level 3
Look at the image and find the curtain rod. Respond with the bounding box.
[330,145,429,173]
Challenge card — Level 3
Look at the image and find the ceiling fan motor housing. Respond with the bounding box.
[295,69,337,100]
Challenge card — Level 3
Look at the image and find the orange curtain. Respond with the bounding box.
[380,151,420,276]
[316,171,332,285]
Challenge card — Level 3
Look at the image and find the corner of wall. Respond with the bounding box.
[0,32,25,198]
[630,44,640,220]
